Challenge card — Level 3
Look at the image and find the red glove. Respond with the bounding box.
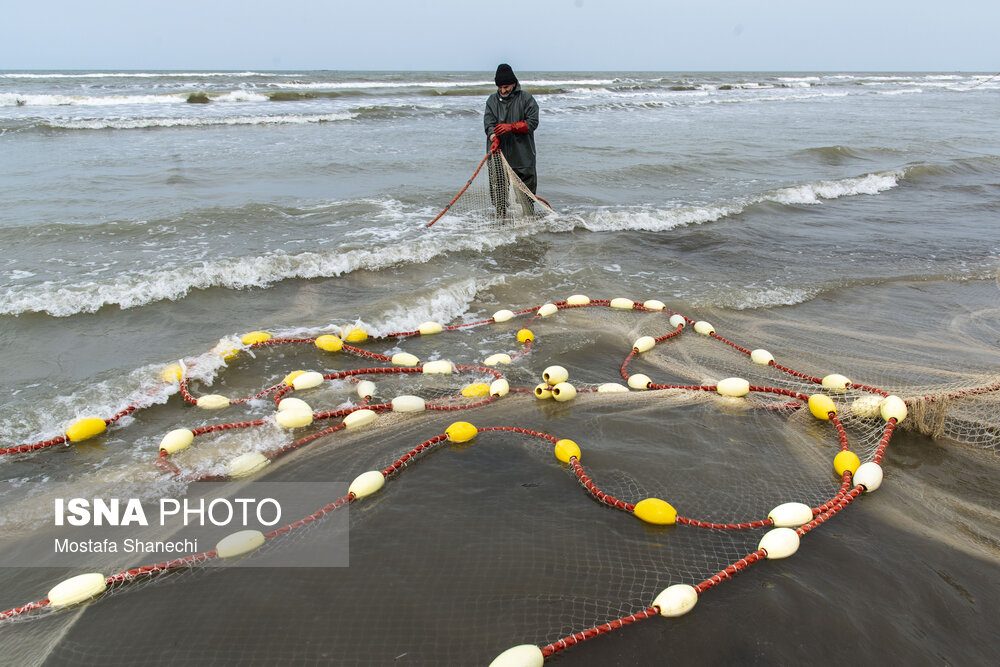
[511,120,529,134]
[493,123,514,137]
[489,135,500,152]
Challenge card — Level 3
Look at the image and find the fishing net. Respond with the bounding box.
[427,150,554,229]
[1,291,999,665]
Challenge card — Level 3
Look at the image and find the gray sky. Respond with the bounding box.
[3,0,996,71]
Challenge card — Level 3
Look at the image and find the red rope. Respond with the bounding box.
[426,152,492,227]
[0,436,69,456]
[770,362,822,384]
[873,418,897,465]
[570,458,635,512]
[382,435,449,476]
[264,493,353,538]
[541,606,660,657]
[693,549,767,594]
[477,425,561,442]
[0,598,50,620]
[831,414,850,451]
[797,487,863,536]
[676,516,773,530]
[709,331,752,356]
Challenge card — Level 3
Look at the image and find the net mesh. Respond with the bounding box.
[1,291,999,665]
[429,151,553,229]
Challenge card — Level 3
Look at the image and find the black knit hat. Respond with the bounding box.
[494,64,517,86]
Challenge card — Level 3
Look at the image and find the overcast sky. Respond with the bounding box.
[3,0,996,71]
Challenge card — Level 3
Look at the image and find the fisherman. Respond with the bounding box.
[484,63,539,217]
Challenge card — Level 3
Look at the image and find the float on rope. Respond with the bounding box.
[8,292,990,666]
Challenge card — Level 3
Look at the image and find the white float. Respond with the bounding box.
[693,321,715,335]
[854,462,884,492]
[652,584,698,617]
[159,428,194,454]
[542,365,568,385]
[422,360,454,374]
[277,397,311,413]
[418,321,443,335]
[228,452,269,478]
[880,395,908,423]
[391,352,420,367]
[275,408,313,428]
[537,303,558,317]
[488,644,544,667]
[633,336,655,353]
[391,395,426,413]
[628,374,652,390]
[551,382,577,402]
[759,527,800,559]
[196,394,230,410]
[349,470,386,499]
[291,371,324,390]
[490,379,510,397]
[493,309,515,322]
[484,353,512,366]
[850,395,882,418]
[216,530,266,559]
[716,377,750,397]
[356,380,376,399]
[48,572,107,609]
[343,409,377,429]
[822,374,851,391]
[768,502,814,528]
[597,383,629,393]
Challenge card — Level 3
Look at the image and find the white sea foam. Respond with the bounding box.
[267,78,618,90]
[0,71,282,79]
[0,219,525,317]
[0,92,189,107]
[368,274,510,335]
[0,363,181,448]
[770,170,902,204]
[46,112,355,130]
[1,89,276,108]
[581,169,904,232]
[698,284,822,310]
[212,90,270,103]
[583,202,742,232]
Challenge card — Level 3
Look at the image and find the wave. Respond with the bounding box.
[350,104,477,121]
[0,92,189,107]
[701,270,996,312]
[42,112,355,130]
[768,171,901,204]
[0,90,273,108]
[578,169,904,232]
[0,71,289,79]
[0,164,970,317]
[0,363,181,449]
[0,216,530,317]
[898,155,1000,179]
[794,145,866,161]
[699,284,823,310]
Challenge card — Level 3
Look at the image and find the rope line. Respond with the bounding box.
[3,294,996,665]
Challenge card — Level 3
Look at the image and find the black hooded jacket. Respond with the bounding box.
[484,83,539,171]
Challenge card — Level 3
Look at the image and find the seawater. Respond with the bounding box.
[1,71,999,665]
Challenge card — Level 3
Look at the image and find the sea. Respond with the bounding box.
[1,70,999,665]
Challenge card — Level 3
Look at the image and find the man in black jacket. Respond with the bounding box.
[484,63,539,216]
